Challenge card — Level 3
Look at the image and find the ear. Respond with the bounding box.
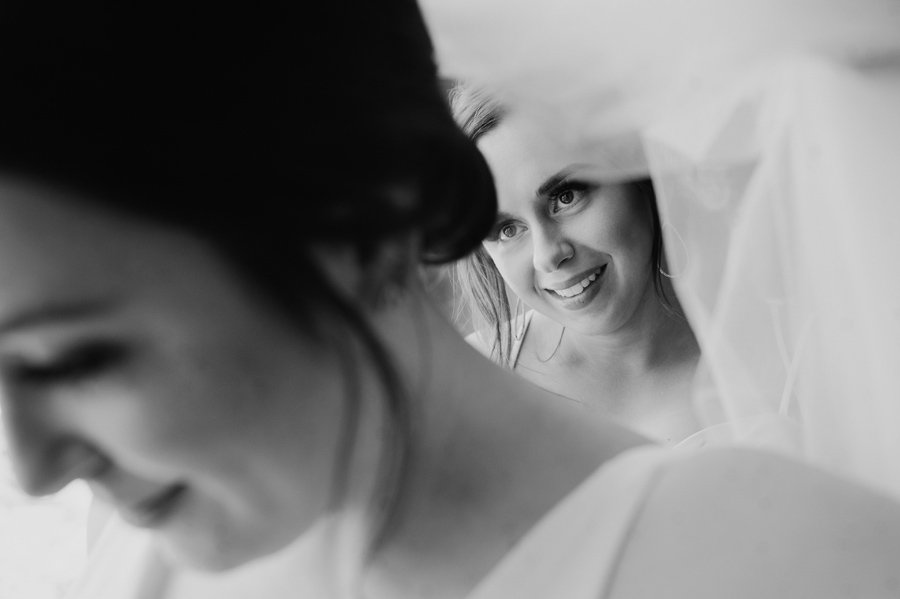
[311,235,418,311]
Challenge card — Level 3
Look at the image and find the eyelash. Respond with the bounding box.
[9,342,128,386]
[547,181,592,213]
[486,221,523,243]
[486,181,595,243]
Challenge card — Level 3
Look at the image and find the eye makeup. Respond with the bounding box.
[6,340,130,386]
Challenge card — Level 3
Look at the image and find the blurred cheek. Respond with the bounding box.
[157,495,263,571]
[80,390,213,471]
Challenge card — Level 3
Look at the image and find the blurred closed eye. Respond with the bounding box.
[8,342,129,386]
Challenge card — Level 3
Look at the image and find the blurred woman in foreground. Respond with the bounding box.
[0,2,898,598]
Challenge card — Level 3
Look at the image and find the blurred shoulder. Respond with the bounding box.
[648,447,900,519]
[609,447,900,598]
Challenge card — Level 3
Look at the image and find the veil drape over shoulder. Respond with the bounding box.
[421,0,900,498]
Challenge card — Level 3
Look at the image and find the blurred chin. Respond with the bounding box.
[158,514,311,573]
[162,531,292,574]
[159,533,256,572]
[150,488,329,573]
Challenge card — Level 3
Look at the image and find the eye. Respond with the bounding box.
[486,220,526,243]
[548,181,593,214]
[499,223,520,241]
[9,342,129,386]
[557,190,576,205]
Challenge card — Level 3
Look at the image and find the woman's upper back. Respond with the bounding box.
[613,447,900,597]
[469,444,900,599]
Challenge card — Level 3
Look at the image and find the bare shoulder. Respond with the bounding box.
[610,448,900,598]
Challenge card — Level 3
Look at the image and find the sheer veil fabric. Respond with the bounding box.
[420,0,900,498]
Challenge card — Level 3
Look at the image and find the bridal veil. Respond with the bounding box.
[420,0,900,498]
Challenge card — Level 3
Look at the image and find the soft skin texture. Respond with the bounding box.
[0,180,354,570]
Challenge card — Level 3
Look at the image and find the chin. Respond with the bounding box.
[157,521,281,573]
[154,493,323,572]
[159,535,258,572]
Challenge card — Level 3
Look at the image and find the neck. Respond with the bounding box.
[514,278,701,445]
[356,284,647,599]
[555,280,697,374]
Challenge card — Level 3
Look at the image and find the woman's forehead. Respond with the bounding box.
[476,116,578,210]
[476,109,650,193]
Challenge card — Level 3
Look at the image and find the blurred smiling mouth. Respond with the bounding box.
[547,265,606,298]
[119,483,188,528]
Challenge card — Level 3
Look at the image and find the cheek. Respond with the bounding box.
[622,217,656,268]
[91,343,307,477]
[87,381,254,479]
[486,245,535,296]
[586,201,654,263]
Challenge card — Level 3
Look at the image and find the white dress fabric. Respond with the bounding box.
[465,443,673,599]
[420,0,900,499]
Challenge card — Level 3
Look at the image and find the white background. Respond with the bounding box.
[0,425,91,599]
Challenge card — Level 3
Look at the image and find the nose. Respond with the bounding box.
[531,224,574,273]
[1,399,108,496]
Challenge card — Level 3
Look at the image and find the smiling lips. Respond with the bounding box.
[547,266,605,298]
[119,483,187,528]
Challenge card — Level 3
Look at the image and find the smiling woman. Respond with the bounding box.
[452,85,712,447]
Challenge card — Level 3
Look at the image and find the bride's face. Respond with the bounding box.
[477,113,657,336]
[0,180,349,571]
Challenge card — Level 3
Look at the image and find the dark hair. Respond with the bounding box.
[0,1,496,556]
[448,83,671,366]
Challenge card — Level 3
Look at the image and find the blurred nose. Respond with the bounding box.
[1,399,108,496]
[531,224,574,273]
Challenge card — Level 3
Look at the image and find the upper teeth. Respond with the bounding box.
[554,271,599,298]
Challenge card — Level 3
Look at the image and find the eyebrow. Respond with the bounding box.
[492,164,596,227]
[536,164,593,197]
[0,300,118,336]
[493,210,515,225]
